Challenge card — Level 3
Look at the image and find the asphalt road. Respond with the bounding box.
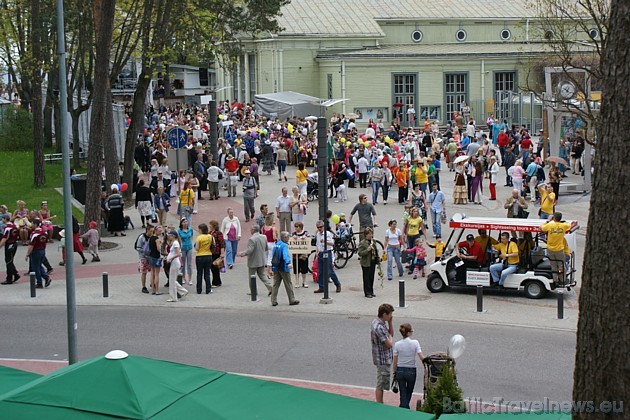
[0,306,575,403]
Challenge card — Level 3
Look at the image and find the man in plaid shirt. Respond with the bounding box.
[371,303,394,403]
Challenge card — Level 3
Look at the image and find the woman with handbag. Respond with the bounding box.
[383,219,404,280]
[165,230,188,302]
[209,220,225,288]
[357,227,380,298]
[392,323,425,409]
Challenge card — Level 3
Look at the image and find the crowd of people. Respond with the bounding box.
[79,99,585,304]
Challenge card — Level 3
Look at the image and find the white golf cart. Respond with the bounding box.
[426,213,579,299]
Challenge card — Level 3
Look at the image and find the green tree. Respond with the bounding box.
[420,360,466,417]
[120,0,290,201]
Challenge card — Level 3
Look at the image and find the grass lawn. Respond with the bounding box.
[1,151,84,220]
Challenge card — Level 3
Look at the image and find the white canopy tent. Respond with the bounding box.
[254,91,347,119]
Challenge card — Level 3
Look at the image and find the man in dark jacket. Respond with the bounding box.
[149,171,171,195]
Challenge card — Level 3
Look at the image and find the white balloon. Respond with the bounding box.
[449,334,466,359]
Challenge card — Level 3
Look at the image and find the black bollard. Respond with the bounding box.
[398,280,407,308]
[102,272,109,298]
[557,291,564,320]
[476,285,483,312]
[29,272,36,298]
[249,275,258,302]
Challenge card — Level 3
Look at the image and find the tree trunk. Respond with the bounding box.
[103,89,119,189]
[573,1,630,418]
[85,0,116,227]
[71,109,81,169]
[43,85,54,148]
[122,68,152,202]
[30,0,45,187]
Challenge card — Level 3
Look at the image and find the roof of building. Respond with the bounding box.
[277,0,542,37]
[316,42,595,59]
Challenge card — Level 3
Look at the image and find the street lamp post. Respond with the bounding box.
[56,0,78,364]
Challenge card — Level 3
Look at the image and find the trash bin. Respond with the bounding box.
[71,174,87,205]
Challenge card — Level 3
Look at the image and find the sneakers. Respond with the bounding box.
[301,283,308,288]
[290,300,300,306]
[166,298,176,302]
[142,287,149,294]
[413,274,418,279]
[45,277,52,288]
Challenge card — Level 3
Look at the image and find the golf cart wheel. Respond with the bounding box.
[523,280,546,299]
[307,193,315,202]
[426,273,446,293]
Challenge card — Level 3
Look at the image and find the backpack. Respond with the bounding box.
[134,233,146,252]
[143,238,152,258]
[271,244,283,269]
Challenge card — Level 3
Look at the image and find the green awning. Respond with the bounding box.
[0,365,41,396]
[0,353,435,419]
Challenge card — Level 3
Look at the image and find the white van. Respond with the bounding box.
[426,213,579,299]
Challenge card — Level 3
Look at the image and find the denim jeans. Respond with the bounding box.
[180,248,193,279]
[419,182,428,197]
[490,263,518,285]
[430,208,441,237]
[277,160,287,176]
[396,367,417,409]
[371,181,381,204]
[30,249,49,286]
[225,239,239,266]
[195,255,212,293]
[387,247,403,279]
[317,251,340,289]
[406,234,420,250]
[382,183,389,202]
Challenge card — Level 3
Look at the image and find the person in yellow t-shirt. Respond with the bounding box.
[538,183,556,220]
[295,162,309,195]
[541,212,572,285]
[194,223,214,294]
[490,232,520,286]
[475,229,499,265]
[179,181,195,225]
[403,207,427,248]
[414,158,429,195]
[427,235,446,262]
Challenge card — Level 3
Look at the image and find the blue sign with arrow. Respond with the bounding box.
[167,127,188,149]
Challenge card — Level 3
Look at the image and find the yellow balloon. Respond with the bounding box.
[218,114,224,120]
[345,141,351,146]
[331,214,340,224]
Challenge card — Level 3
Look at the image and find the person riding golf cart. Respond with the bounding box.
[425,213,579,299]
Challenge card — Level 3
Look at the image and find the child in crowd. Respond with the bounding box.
[407,237,428,279]
[81,221,101,262]
[427,235,446,263]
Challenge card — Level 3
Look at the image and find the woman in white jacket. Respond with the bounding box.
[488,156,499,200]
[220,207,241,269]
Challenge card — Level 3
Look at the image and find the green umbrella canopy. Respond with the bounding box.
[0,351,435,420]
[0,365,41,395]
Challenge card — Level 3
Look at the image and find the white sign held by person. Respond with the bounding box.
[288,238,313,255]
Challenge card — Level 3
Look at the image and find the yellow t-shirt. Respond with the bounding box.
[195,234,214,256]
[296,169,309,183]
[415,165,428,184]
[428,241,446,258]
[179,188,195,207]
[494,241,520,265]
[540,189,556,215]
[541,221,571,251]
[405,216,423,236]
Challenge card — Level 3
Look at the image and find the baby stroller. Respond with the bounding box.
[307,172,319,202]
[423,352,457,398]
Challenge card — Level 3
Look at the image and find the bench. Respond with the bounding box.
[44,151,87,164]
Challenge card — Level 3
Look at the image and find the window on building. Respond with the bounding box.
[248,54,256,100]
[327,74,333,100]
[445,73,467,122]
[232,69,238,102]
[494,71,516,120]
[393,73,417,126]
[239,55,246,102]
[420,106,441,121]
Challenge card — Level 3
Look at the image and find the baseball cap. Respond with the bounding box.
[466,234,475,241]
